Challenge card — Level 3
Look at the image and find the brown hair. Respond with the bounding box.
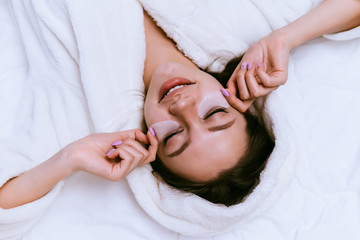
[150,56,274,206]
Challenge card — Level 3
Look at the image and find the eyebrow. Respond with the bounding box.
[167,139,191,157]
[208,118,236,132]
[167,118,236,157]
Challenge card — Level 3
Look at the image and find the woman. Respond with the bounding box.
[140,0,360,206]
[1,0,359,210]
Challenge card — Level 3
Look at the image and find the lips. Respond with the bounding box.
[158,77,193,102]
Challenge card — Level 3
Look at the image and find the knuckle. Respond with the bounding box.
[148,155,156,163]
[139,152,146,160]
[238,105,246,112]
[135,128,143,135]
[240,91,249,100]
[251,89,260,98]
[122,138,132,145]
[263,79,271,86]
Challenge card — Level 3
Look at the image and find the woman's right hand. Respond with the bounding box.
[0,129,157,209]
[63,128,158,181]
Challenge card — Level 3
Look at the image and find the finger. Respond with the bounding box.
[221,88,254,113]
[132,128,150,145]
[227,76,237,96]
[255,61,263,84]
[117,144,143,162]
[97,151,132,181]
[227,61,244,95]
[122,146,145,173]
[106,129,148,147]
[114,146,141,176]
[236,62,250,100]
[144,128,159,165]
[106,141,142,162]
[105,148,117,159]
[245,62,261,99]
[109,152,134,181]
[122,139,149,161]
[257,68,287,87]
[255,85,279,97]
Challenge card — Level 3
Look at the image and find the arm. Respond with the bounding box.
[225,0,360,110]
[283,0,360,50]
[0,129,158,209]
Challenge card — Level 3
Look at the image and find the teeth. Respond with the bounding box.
[164,84,186,98]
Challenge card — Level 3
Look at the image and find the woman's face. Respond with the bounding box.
[144,63,248,182]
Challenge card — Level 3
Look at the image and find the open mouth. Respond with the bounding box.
[159,77,194,102]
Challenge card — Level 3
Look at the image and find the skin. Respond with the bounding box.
[144,62,248,181]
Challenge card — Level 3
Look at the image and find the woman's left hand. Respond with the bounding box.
[226,31,290,106]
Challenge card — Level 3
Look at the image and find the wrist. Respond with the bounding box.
[269,27,298,51]
[52,146,78,177]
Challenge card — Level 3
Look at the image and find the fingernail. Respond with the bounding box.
[105,148,115,157]
[257,61,261,67]
[247,62,253,70]
[241,62,247,69]
[221,88,230,98]
[149,127,156,137]
[111,140,123,146]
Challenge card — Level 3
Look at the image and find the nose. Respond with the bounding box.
[168,94,197,120]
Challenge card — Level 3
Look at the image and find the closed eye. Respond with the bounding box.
[203,107,227,120]
[163,129,183,145]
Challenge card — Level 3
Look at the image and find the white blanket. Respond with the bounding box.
[0,0,145,239]
[1,0,360,239]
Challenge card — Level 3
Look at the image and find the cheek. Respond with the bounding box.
[143,95,160,126]
[143,102,152,126]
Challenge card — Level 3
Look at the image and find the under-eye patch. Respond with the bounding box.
[198,91,229,118]
[150,120,180,141]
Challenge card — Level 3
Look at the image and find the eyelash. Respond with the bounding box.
[163,129,183,145]
[203,107,227,119]
[162,108,227,144]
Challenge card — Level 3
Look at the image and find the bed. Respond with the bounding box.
[1,0,360,239]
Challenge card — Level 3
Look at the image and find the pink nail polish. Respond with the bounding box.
[247,62,253,70]
[241,62,247,69]
[257,61,261,67]
[112,141,123,146]
[221,88,229,98]
[149,127,156,137]
[105,148,115,157]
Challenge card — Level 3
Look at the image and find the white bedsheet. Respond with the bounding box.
[0,0,360,239]
[22,38,360,240]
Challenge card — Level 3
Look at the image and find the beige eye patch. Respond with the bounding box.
[198,91,229,118]
[150,120,180,141]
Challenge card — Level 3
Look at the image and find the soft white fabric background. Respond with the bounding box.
[0,0,360,239]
